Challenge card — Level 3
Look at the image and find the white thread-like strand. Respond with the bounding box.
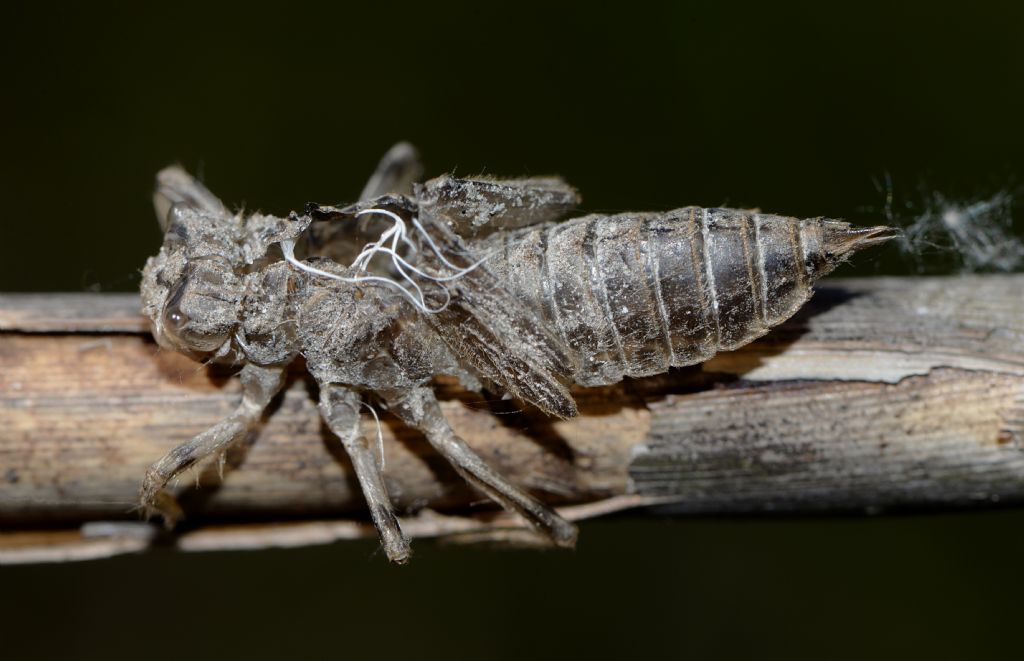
[360,401,386,471]
[412,217,479,272]
[279,208,490,314]
[279,237,440,312]
[357,209,488,282]
[351,209,418,272]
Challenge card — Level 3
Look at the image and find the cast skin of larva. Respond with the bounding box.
[138,143,894,563]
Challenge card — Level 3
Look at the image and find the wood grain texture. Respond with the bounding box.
[0,293,147,333]
[1,275,1022,562]
[633,369,1024,510]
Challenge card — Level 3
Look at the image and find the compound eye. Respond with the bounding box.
[161,283,191,340]
[159,260,237,353]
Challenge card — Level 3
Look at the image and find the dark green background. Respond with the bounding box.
[3,3,1023,660]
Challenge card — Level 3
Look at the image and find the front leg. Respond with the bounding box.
[380,386,578,548]
[139,363,285,525]
[152,165,228,232]
[318,383,411,564]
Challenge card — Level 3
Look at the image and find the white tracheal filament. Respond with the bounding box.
[360,401,386,470]
[279,208,487,313]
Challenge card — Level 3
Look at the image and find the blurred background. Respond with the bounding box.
[2,2,1023,659]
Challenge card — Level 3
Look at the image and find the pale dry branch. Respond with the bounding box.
[1,275,1022,563]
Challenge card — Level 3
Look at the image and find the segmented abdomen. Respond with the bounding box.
[481,207,834,387]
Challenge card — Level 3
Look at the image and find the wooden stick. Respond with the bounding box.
[1,276,1022,563]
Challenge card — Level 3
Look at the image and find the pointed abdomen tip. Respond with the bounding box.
[826,224,900,258]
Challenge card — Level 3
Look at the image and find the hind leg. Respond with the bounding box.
[380,386,577,547]
[139,363,285,525]
[359,142,422,201]
[319,383,410,564]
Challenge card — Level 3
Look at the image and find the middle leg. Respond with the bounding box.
[319,382,410,564]
[380,386,578,548]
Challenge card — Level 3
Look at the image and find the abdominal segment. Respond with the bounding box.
[483,207,825,387]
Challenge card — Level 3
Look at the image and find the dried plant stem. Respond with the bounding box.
[1,275,1022,563]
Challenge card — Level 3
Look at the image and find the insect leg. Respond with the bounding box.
[359,142,423,201]
[139,363,285,525]
[301,142,421,261]
[153,166,228,232]
[380,386,578,548]
[318,383,411,564]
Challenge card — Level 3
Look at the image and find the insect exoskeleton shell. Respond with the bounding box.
[481,207,894,387]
